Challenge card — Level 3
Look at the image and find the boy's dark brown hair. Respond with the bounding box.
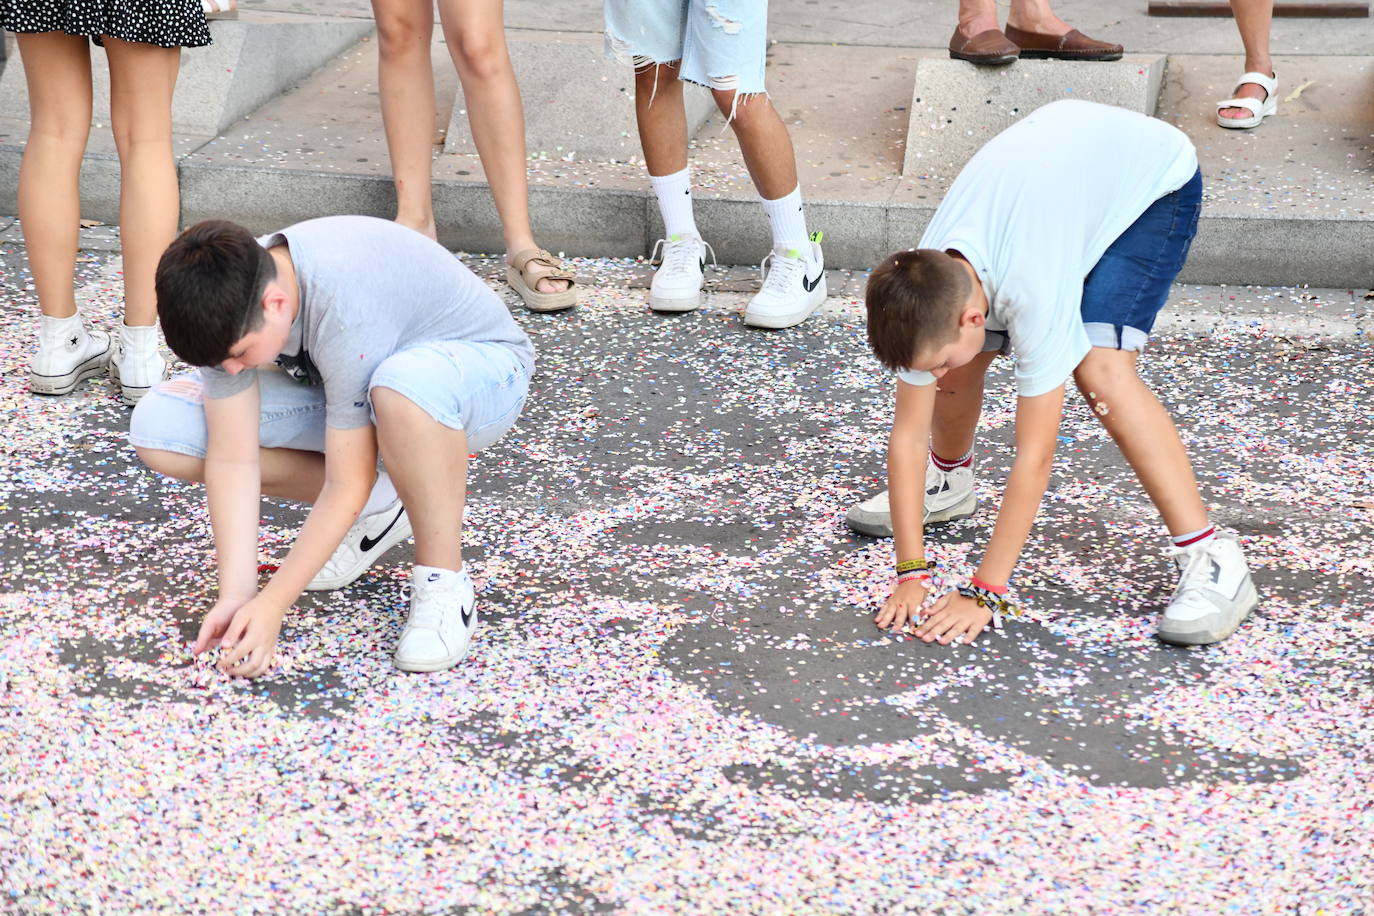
[865,249,971,372]
[155,220,277,367]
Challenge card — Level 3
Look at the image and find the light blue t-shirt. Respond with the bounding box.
[201,216,536,429]
[896,100,1199,397]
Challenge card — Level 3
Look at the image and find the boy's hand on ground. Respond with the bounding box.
[915,591,992,646]
[876,579,931,633]
[215,598,286,679]
[192,596,252,656]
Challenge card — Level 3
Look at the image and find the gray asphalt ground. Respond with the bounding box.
[1,232,1371,912]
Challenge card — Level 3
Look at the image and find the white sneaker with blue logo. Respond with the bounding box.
[743,233,827,329]
[1157,532,1258,645]
[394,565,477,672]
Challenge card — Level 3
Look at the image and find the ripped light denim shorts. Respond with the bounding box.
[604,0,768,95]
[129,340,530,459]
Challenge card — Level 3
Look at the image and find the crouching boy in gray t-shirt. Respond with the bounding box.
[131,216,535,677]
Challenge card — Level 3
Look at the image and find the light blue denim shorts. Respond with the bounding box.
[129,340,530,459]
[604,0,768,95]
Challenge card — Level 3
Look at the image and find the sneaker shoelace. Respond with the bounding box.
[651,236,714,282]
[1167,542,1217,598]
[758,249,806,298]
[406,578,466,631]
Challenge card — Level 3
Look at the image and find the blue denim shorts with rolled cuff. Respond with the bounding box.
[129,340,530,460]
[604,0,768,97]
[975,168,1203,357]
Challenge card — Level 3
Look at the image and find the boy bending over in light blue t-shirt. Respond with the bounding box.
[849,100,1258,648]
[131,216,535,677]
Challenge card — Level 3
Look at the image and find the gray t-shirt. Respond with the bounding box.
[200,216,536,429]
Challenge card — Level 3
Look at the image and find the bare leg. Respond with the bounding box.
[135,447,327,504]
[1072,348,1209,535]
[930,350,998,459]
[1220,0,1275,121]
[1004,0,1071,35]
[15,32,93,320]
[371,387,467,572]
[372,0,439,239]
[709,89,796,200]
[634,61,689,176]
[439,0,566,292]
[958,0,1071,38]
[105,37,181,328]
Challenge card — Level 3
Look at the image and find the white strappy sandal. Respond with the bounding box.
[1216,70,1277,130]
[201,0,238,20]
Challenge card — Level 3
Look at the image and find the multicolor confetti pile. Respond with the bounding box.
[1,243,1371,914]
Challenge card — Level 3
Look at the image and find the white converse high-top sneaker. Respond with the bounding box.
[109,324,170,406]
[29,314,112,396]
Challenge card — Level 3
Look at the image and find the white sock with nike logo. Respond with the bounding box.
[760,186,811,260]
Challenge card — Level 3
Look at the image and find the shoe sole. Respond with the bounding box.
[1156,579,1259,646]
[1017,50,1123,61]
[108,358,168,407]
[844,492,977,538]
[305,512,414,591]
[743,289,828,330]
[949,51,1018,66]
[393,645,472,673]
[650,292,702,313]
[29,344,113,396]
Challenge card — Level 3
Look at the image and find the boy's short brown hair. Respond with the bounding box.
[865,249,971,372]
[155,220,277,367]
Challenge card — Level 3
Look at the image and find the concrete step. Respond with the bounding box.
[1,19,1369,287]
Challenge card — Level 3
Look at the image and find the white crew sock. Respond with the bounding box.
[759,185,810,257]
[650,167,699,240]
[413,563,466,585]
[362,468,399,516]
[1171,525,1217,549]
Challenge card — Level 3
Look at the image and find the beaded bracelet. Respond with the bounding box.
[956,582,1015,630]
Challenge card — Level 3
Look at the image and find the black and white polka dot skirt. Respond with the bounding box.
[0,1,212,48]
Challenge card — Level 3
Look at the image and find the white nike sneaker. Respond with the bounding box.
[305,499,412,591]
[1157,532,1259,646]
[109,325,170,406]
[743,233,826,330]
[29,314,113,396]
[394,565,477,672]
[844,457,977,537]
[649,234,711,312]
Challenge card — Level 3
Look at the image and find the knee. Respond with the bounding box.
[135,446,200,481]
[712,87,767,125]
[1073,353,1134,400]
[375,11,429,58]
[447,30,508,81]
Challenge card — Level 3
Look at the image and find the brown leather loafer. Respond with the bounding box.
[948,26,1019,66]
[1003,24,1123,61]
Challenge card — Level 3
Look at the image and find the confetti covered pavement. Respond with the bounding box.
[2,243,1372,914]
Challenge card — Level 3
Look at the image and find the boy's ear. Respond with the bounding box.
[960,304,985,329]
[261,281,289,317]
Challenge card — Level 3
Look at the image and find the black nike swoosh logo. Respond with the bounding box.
[461,604,475,628]
[802,270,823,293]
[359,506,405,552]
